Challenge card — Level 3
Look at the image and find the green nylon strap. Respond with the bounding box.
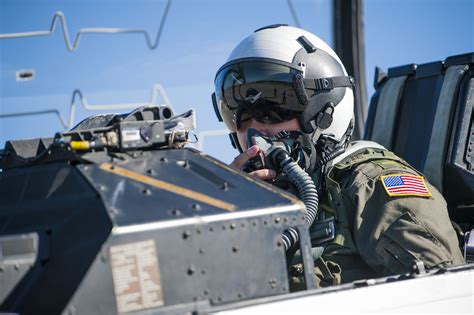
[333,149,403,170]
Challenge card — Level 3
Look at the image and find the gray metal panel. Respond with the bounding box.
[0,233,38,303]
[371,76,407,149]
[64,206,300,314]
[215,266,474,314]
[423,65,470,190]
[65,148,306,314]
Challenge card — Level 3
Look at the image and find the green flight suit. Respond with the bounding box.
[290,141,465,289]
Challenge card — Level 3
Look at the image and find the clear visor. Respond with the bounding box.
[214,60,305,131]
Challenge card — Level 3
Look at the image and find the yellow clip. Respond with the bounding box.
[70,141,90,150]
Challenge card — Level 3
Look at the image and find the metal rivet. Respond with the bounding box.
[230,223,236,230]
[187,266,195,275]
[275,217,281,223]
[268,278,277,289]
[183,230,191,239]
[177,160,188,167]
[143,188,152,196]
[232,246,239,253]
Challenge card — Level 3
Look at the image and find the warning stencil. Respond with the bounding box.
[110,240,164,313]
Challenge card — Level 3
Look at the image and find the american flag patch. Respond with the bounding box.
[380,174,432,197]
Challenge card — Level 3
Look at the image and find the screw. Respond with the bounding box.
[143,188,152,196]
[232,246,239,253]
[98,185,106,191]
[187,266,196,275]
[230,223,236,230]
[182,230,191,239]
[147,169,156,175]
[268,279,277,289]
[275,217,281,223]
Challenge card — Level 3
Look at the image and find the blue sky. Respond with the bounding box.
[0,0,472,163]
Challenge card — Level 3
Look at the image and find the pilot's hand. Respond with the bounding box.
[230,145,276,180]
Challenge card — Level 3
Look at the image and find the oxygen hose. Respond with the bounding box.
[275,150,319,251]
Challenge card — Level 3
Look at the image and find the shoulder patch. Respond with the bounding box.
[380,174,432,198]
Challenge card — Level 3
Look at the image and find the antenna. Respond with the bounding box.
[0,0,171,52]
[0,84,174,129]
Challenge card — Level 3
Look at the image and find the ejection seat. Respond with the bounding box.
[364,52,474,262]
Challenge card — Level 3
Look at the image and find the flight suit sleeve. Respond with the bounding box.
[341,161,465,276]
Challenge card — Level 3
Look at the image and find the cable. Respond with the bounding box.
[0,83,174,129]
[286,0,302,28]
[0,0,171,52]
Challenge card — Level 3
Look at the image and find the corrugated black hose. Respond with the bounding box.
[275,150,319,251]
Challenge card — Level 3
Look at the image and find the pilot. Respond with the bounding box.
[212,25,464,289]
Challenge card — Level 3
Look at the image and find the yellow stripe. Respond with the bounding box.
[99,163,236,211]
[380,173,432,197]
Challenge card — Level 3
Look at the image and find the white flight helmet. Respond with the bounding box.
[212,24,355,151]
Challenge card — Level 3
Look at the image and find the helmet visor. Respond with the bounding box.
[214,60,304,131]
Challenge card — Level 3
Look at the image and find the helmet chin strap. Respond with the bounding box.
[309,118,354,181]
